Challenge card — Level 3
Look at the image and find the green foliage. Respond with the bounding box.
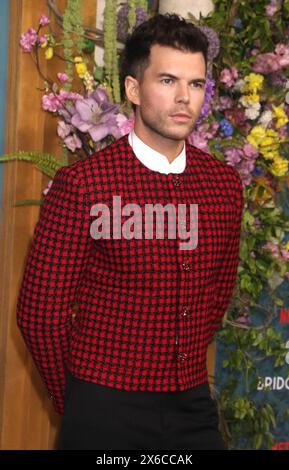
[0,151,64,178]
[197,0,289,450]
[62,0,85,90]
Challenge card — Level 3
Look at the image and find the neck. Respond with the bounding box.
[133,125,185,164]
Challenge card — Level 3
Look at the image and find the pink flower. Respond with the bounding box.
[224,147,243,166]
[220,67,238,87]
[187,130,209,152]
[243,143,259,158]
[275,43,288,55]
[42,90,82,113]
[252,53,281,73]
[19,27,38,52]
[38,35,47,45]
[266,4,278,17]
[39,15,50,26]
[43,179,53,196]
[57,72,69,83]
[42,93,63,112]
[58,90,83,101]
[274,43,289,68]
[280,248,289,261]
[57,121,72,139]
[64,134,82,152]
[263,242,279,257]
[116,112,135,135]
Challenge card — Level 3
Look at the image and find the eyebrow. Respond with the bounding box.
[156,73,206,83]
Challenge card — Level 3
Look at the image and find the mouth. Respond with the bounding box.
[170,113,191,121]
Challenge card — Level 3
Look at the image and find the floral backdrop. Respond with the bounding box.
[1,0,289,449]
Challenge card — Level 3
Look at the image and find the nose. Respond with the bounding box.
[175,81,190,104]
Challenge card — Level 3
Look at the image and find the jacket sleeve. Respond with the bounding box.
[208,168,244,340]
[16,165,91,415]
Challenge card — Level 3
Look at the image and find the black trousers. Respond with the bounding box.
[58,371,227,450]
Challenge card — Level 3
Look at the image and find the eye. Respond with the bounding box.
[161,78,173,84]
[192,81,205,89]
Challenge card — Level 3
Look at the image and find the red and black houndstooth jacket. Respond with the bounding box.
[16,133,244,415]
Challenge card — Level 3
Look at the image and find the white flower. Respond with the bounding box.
[233,79,246,92]
[245,106,261,120]
[258,110,273,127]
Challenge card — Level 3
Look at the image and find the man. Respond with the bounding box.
[16,14,243,450]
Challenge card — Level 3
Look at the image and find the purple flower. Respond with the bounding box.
[117,5,148,42]
[252,164,263,177]
[39,15,50,26]
[197,25,220,61]
[19,27,38,52]
[215,96,234,111]
[71,88,121,141]
[197,73,215,121]
[235,315,251,326]
[58,104,77,123]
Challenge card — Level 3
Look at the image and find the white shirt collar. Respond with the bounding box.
[128,129,186,174]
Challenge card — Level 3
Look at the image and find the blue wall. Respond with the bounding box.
[0,0,10,210]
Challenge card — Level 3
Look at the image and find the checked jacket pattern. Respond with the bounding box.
[16,133,244,415]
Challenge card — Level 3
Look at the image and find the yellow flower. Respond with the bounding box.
[40,39,48,48]
[244,73,264,93]
[272,104,289,129]
[76,62,87,78]
[284,241,289,250]
[247,125,266,147]
[74,56,83,63]
[240,94,260,107]
[74,57,87,78]
[259,130,280,159]
[45,47,53,60]
[269,157,288,177]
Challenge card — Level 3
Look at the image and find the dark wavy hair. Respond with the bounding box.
[119,13,209,109]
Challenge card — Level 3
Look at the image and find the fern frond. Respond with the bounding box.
[0,151,65,178]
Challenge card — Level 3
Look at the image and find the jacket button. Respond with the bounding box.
[178,352,188,361]
[173,175,181,186]
[182,262,190,271]
[181,307,189,316]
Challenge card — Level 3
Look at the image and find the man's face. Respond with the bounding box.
[125,44,206,143]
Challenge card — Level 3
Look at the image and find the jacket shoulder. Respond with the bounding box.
[187,142,243,190]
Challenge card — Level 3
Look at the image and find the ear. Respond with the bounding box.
[124,75,141,106]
